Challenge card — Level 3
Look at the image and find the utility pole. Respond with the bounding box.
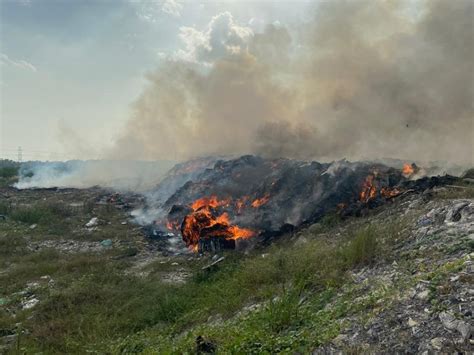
[17,146,22,163]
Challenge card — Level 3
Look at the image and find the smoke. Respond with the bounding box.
[15,160,176,191]
[110,0,473,165]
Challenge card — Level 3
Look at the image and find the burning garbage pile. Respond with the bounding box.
[180,196,256,252]
[142,155,456,253]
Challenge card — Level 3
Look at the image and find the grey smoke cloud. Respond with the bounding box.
[111,0,473,165]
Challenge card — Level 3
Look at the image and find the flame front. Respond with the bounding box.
[380,187,402,198]
[191,195,230,210]
[182,196,256,251]
[235,196,249,213]
[359,175,377,203]
[251,194,270,208]
[359,174,403,203]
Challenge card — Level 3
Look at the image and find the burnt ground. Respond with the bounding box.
[0,181,473,353]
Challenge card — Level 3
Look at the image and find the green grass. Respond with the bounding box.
[1,222,388,354]
[3,201,74,229]
[341,226,378,267]
[0,201,11,215]
[0,183,421,354]
[434,183,474,200]
[2,180,470,354]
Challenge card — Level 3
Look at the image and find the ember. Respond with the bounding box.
[235,196,249,213]
[166,220,180,231]
[380,187,402,198]
[359,173,404,203]
[251,194,270,208]
[359,175,377,203]
[191,195,230,210]
[402,163,415,177]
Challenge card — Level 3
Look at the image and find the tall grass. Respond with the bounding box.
[7,202,73,225]
[16,224,383,353]
[0,201,11,215]
[341,226,378,267]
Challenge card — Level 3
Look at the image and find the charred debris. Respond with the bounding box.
[142,155,459,253]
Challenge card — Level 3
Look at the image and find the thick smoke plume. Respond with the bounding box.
[111,0,473,165]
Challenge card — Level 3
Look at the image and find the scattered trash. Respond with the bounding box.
[417,216,432,226]
[85,217,99,228]
[196,335,216,354]
[202,256,225,271]
[21,297,39,310]
[100,239,113,247]
[29,224,37,229]
[26,282,40,290]
[408,317,418,327]
[0,297,9,306]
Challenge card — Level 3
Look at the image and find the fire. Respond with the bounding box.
[235,196,249,213]
[182,196,256,251]
[380,187,402,198]
[359,175,377,203]
[402,163,415,177]
[359,174,404,203]
[191,195,230,210]
[251,194,270,208]
[228,225,255,239]
[166,220,180,231]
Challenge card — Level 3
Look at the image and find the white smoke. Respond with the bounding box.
[15,160,176,191]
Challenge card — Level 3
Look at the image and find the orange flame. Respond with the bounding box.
[191,195,230,210]
[402,163,415,177]
[166,220,180,231]
[359,175,377,203]
[380,187,402,198]
[359,173,404,203]
[235,196,249,213]
[182,196,256,251]
[251,194,270,208]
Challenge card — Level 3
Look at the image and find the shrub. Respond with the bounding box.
[257,289,302,333]
[0,201,11,215]
[341,226,378,267]
[0,166,18,179]
[10,207,52,224]
[320,213,342,229]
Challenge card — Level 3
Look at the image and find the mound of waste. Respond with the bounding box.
[142,155,457,253]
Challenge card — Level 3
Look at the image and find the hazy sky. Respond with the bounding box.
[0,0,312,161]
